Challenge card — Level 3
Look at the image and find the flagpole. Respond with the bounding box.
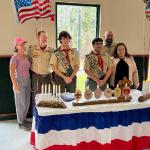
[11,0,20,23]
[40,19,43,30]
[40,0,44,30]
[144,1,150,81]
[35,17,39,92]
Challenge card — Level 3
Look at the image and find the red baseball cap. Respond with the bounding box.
[13,37,27,51]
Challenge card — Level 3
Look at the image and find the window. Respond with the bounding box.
[56,2,100,69]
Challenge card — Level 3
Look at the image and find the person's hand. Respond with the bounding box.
[98,80,105,87]
[134,84,139,89]
[13,83,20,93]
[64,76,72,84]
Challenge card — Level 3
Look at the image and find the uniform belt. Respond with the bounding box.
[32,71,50,77]
[39,74,49,77]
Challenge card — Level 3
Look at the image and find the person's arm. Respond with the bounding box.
[51,64,66,79]
[85,69,99,84]
[84,55,99,84]
[26,45,32,63]
[70,51,79,79]
[131,57,139,89]
[133,72,139,89]
[98,55,112,87]
[100,67,112,85]
[10,63,20,92]
[70,65,79,80]
[50,53,72,84]
[51,65,72,84]
[85,67,112,87]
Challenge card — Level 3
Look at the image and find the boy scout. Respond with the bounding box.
[50,31,79,93]
[84,37,112,91]
[27,31,53,102]
[102,30,117,56]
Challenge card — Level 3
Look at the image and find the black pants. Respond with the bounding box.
[85,77,107,92]
[53,73,76,93]
[31,71,53,103]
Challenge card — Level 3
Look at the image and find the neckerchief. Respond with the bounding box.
[91,51,104,71]
[61,48,71,63]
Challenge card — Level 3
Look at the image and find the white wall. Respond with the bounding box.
[101,0,149,55]
[0,0,149,55]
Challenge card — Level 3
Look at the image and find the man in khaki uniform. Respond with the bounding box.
[27,31,53,102]
[84,37,112,91]
[50,31,79,93]
[102,30,117,56]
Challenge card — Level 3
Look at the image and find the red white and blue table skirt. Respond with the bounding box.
[30,90,150,150]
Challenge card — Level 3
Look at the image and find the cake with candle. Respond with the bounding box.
[35,94,67,109]
[35,84,67,109]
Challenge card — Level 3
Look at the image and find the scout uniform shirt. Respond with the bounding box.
[102,42,117,56]
[84,51,112,77]
[50,48,79,74]
[27,45,53,75]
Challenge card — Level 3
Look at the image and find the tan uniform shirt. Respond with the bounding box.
[84,51,112,74]
[27,45,53,75]
[102,42,117,56]
[50,48,79,73]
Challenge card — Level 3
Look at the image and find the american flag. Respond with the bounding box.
[14,0,55,23]
[145,0,150,20]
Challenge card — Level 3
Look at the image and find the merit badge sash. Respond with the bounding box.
[54,49,73,76]
[86,53,105,80]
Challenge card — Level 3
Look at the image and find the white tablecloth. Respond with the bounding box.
[36,89,150,116]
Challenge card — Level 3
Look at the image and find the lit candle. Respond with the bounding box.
[41,84,44,94]
[97,85,99,89]
[45,84,47,93]
[107,84,109,88]
[48,84,51,93]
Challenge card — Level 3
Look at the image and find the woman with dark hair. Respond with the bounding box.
[110,43,139,89]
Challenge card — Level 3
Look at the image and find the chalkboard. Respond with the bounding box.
[0,57,16,119]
